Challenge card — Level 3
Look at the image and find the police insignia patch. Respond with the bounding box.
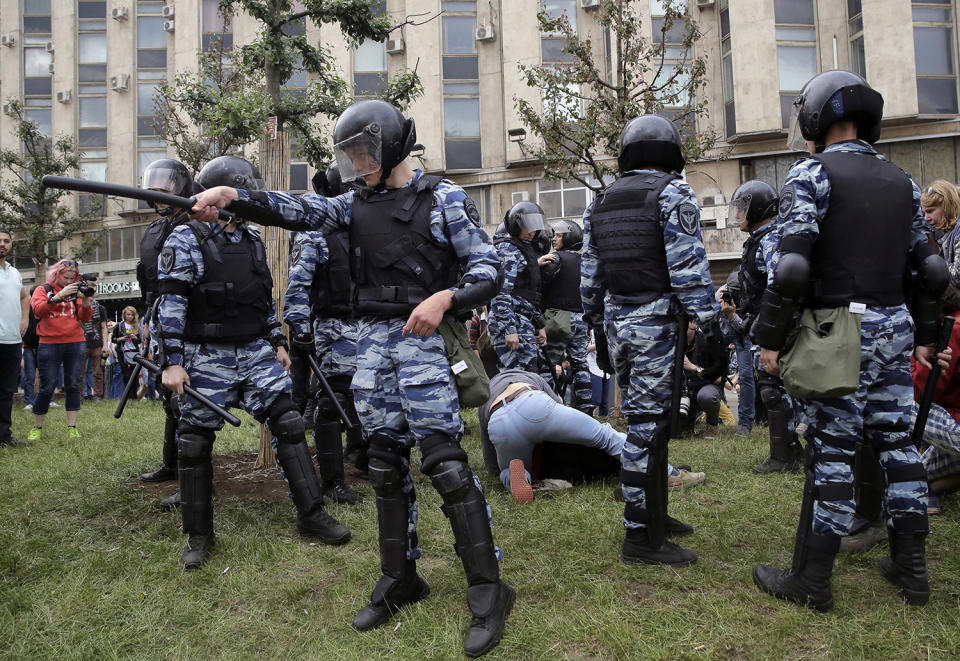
[677,202,699,235]
[290,243,303,266]
[779,184,796,220]
[159,247,175,274]
[464,198,482,227]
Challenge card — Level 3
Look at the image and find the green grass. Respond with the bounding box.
[2,399,959,660]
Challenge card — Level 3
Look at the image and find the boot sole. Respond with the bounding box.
[752,566,834,612]
[464,585,516,658]
[297,524,351,545]
[879,561,930,606]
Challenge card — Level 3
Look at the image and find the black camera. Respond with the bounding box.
[720,290,735,305]
[78,273,98,297]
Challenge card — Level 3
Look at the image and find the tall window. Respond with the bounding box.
[78,1,108,215]
[847,0,865,79]
[202,0,233,51]
[775,0,817,128]
[537,179,590,221]
[541,0,576,64]
[720,0,735,137]
[913,0,958,115]
[137,2,168,196]
[651,2,691,119]
[23,0,52,99]
[354,39,387,95]
[442,1,481,170]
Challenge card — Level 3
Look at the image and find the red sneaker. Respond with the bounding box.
[509,459,533,505]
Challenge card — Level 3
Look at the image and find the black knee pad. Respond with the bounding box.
[367,435,409,495]
[426,458,475,500]
[419,433,469,475]
[178,424,214,466]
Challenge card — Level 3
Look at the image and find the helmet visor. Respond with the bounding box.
[786,101,808,153]
[518,212,546,232]
[727,195,751,227]
[334,129,382,182]
[142,165,188,196]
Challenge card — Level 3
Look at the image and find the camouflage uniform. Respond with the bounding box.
[543,312,592,412]
[775,141,929,538]
[489,241,542,372]
[581,172,718,531]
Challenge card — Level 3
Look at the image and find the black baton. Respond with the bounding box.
[40,175,236,223]
[133,355,242,427]
[911,316,956,446]
[305,353,354,431]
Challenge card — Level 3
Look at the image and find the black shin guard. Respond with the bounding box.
[314,419,345,485]
[853,440,884,526]
[162,411,179,471]
[270,400,325,514]
[178,427,214,536]
[368,447,415,585]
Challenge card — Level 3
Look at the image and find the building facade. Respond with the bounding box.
[2,0,960,309]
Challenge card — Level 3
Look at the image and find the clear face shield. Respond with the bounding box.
[518,212,546,233]
[142,165,187,196]
[786,99,809,153]
[334,128,383,182]
[727,195,751,228]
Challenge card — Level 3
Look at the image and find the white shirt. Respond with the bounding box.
[0,262,23,344]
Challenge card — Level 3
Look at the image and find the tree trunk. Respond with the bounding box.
[256,129,291,470]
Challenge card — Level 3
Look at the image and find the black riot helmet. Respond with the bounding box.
[503,200,547,239]
[550,219,584,250]
[729,180,778,230]
[197,155,264,191]
[333,99,416,186]
[787,70,884,152]
[142,159,193,216]
[312,161,348,196]
[532,222,553,256]
[618,115,685,174]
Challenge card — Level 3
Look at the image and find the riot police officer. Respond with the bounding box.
[581,115,724,567]
[189,100,514,657]
[541,219,592,413]
[727,180,803,473]
[283,163,363,504]
[158,156,350,570]
[489,202,550,374]
[751,70,949,611]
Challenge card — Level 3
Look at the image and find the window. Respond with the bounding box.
[652,1,691,110]
[83,225,149,262]
[443,1,481,169]
[137,2,168,195]
[23,0,52,34]
[77,0,107,210]
[847,0,865,79]
[775,0,817,128]
[913,1,958,115]
[202,0,233,51]
[541,0,577,64]
[354,39,387,96]
[720,0,735,136]
[537,179,591,220]
[23,0,52,99]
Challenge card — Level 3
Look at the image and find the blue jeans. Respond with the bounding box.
[34,342,85,416]
[734,337,756,429]
[21,346,37,406]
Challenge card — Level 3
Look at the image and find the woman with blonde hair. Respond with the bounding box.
[920,179,960,283]
[111,305,141,392]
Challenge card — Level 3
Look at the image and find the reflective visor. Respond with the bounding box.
[727,195,751,226]
[142,166,184,195]
[518,212,545,232]
[786,101,808,153]
[334,129,382,182]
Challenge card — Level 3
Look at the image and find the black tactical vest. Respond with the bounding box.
[497,237,542,307]
[808,151,912,308]
[589,171,675,305]
[137,211,187,307]
[542,249,583,312]
[737,222,777,316]
[349,175,458,316]
[184,223,274,343]
[309,229,353,317]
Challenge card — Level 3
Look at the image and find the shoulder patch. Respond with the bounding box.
[778,184,796,220]
[463,197,482,227]
[159,246,176,274]
[677,202,699,235]
[290,243,303,267]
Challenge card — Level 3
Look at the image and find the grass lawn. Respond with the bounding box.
[2,398,959,660]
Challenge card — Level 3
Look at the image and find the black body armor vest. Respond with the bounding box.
[309,229,353,317]
[137,211,187,307]
[349,175,458,316]
[184,223,274,343]
[496,237,542,307]
[590,171,675,305]
[542,249,583,312]
[808,151,912,308]
[737,222,777,316]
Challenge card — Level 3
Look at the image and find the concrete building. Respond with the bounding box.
[2,0,960,310]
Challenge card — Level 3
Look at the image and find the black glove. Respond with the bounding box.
[593,328,613,375]
[290,331,314,353]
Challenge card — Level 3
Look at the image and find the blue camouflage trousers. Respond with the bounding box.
[179,339,290,429]
[799,306,928,537]
[314,316,358,380]
[489,312,540,372]
[607,312,677,529]
[544,311,593,412]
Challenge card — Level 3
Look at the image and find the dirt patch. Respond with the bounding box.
[623,582,657,602]
[136,450,368,502]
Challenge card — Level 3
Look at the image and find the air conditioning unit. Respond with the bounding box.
[0,34,15,47]
[475,24,495,42]
[45,41,55,53]
[2,103,15,116]
[385,38,405,54]
[696,0,716,7]
[109,73,130,91]
[48,62,55,74]
[581,0,601,9]
[56,89,72,104]
[512,191,530,204]
[161,5,175,18]
[163,19,175,32]
[111,6,129,20]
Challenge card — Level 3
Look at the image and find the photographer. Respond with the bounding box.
[717,274,756,437]
[680,319,727,438]
[27,259,94,441]
[80,288,108,400]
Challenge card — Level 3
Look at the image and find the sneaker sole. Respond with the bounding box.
[509,459,533,505]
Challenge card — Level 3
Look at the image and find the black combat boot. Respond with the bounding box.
[753,408,801,474]
[179,431,215,570]
[753,533,838,612]
[141,413,179,482]
[314,420,361,505]
[352,561,431,631]
[621,526,697,566]
[879,529,930,606]
[275,440,350,545]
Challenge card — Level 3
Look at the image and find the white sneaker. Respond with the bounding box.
[23,403,32,411]
[531,478,573,493]
[49,401,60,408]
[668,469,706,491]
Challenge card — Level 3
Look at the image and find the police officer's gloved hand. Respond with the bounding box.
[593,327,613,375]
[290,332,315,353]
